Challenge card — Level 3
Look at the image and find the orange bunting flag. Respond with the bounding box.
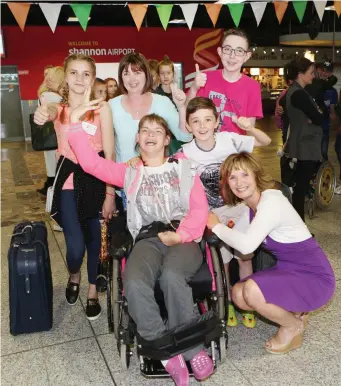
[273,1,289,24]
[7,3,31,31]
[334,0,341,17]
[128,4,148,31]
[204,4,223,27]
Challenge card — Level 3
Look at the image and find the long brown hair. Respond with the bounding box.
[60,54,96,124]
[220,152,274,206]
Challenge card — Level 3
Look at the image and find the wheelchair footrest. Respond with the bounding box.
[137,311,222,360]
[141,359,193,378]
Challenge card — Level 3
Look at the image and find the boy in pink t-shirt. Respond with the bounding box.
[187,28,263,135]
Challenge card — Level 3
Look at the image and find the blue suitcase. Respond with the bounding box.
[8,221,53,335]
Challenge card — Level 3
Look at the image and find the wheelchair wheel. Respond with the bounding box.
[119,343,131,370]
[112,259,120,339]
[218,336,227,363]
[314,161,336,209]
[209,247,226,321]
[106,260,114,333]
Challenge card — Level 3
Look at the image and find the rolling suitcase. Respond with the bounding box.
[8,221,53,335]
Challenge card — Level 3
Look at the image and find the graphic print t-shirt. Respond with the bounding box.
[182,132,254,209]
[197,71,263,134]
[136,162,183,226]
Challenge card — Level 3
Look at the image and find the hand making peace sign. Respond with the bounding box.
[70,87,103,123]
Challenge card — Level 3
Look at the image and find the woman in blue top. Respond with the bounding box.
[109,53,192,163]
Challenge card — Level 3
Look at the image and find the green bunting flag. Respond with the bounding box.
[227,3,245,27]
[292,1,307,23]
[156,4,173,31]
[70,4,92,31]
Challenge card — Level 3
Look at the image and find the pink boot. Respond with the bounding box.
[165,354,189,386]
[190,350,214,381]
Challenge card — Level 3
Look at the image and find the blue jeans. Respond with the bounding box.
[60,190,101,285]
[335,133,341,181]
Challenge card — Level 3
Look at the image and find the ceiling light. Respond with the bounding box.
[280,49,283,52]
[272,49,275,52]
[168,19,186,24]
[316,50,318,53]
[263,50,266,54]
[253,48,256,51]
[337,50,340,54]
[296,51,298,54]
[68,17,91,22]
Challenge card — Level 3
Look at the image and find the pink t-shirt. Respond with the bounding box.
[197,71,263,134]
[54,105,103,189]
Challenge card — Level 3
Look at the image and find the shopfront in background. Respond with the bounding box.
[243,47,340,115]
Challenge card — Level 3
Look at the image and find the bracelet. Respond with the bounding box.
[106,192,115,198]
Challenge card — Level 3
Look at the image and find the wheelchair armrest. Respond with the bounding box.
[203,228,222,247]
[109,231,133,260]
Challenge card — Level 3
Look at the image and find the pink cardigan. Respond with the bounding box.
[68,123,208,243]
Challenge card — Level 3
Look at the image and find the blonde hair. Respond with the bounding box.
[38,66,64,97]
[220,152,274,206]
[60,54,96,124]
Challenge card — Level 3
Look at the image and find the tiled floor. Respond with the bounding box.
[1,119,340,386]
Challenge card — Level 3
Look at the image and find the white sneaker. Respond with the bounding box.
[53,224,63,232]
[335,184,341,195]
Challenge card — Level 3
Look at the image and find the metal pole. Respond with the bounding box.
[332,11,335,62]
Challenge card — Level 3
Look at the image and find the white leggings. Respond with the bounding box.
[44,150,57,177]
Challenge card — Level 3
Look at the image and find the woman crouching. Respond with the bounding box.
[207,152,335,354]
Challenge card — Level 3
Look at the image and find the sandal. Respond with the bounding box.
[264,320,305,355]
[241,311,256,328]
[227,303,238,327]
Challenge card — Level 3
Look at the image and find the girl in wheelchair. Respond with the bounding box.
[67,97,214,385]
[207,152,335,355]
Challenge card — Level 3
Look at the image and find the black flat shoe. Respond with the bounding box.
[65,279,80,305]
[86,298,101,321]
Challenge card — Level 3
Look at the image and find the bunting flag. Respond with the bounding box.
[313,1,327,21]
[180,4,198,30]
[250,2,267,26]
[39,3,63,33]
[7,3,31,31]
[70,4,92,31]
[156,4,173,30]
[292,1,307,23]
[274,1,289,24]
[204,4,223,27]
[227,3,244,27]
[128,4,148,31]
[335,0,341,17]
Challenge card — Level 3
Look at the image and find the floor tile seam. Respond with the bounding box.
[222,358,254,385]
[92,334,117,386]
[0,334,96,358]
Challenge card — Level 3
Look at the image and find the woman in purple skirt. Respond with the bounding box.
[207,152,335,355]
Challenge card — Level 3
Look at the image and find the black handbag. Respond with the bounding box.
[135,220,180,243]
[30,107,57,151]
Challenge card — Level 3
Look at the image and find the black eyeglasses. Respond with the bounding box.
[221,46,248,57]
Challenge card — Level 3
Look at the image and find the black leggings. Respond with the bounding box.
[292,160,319,222]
